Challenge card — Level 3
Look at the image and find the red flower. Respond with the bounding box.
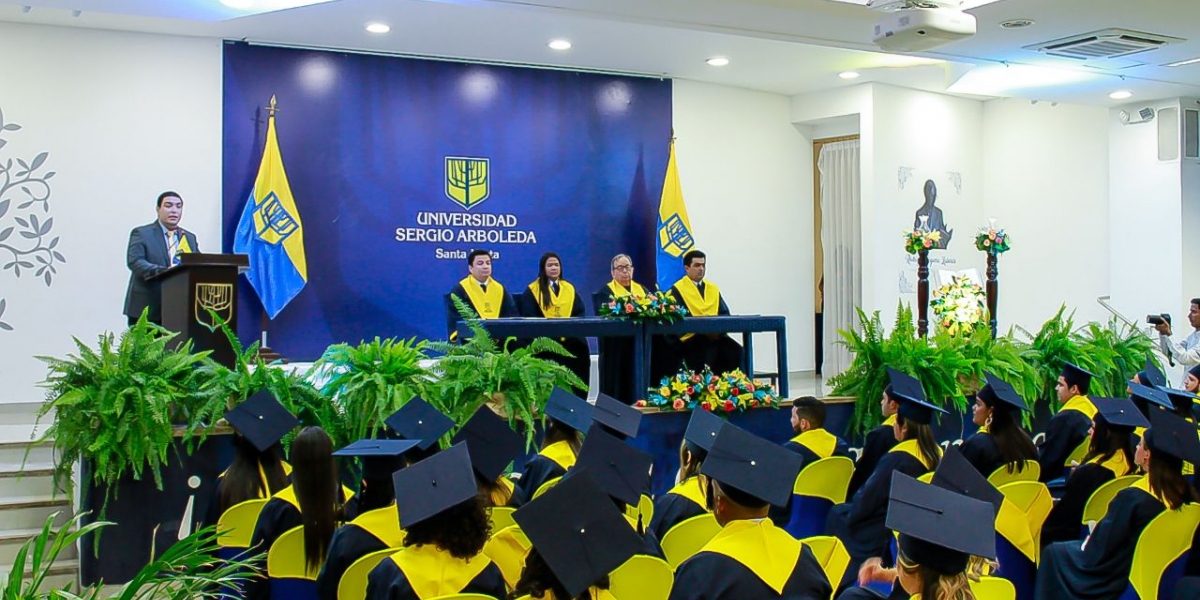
[625,304,634,313]
[634,400,646,407]
[723,400,735,412]
[672,399,686,410]
[701,403,712,411]
[747,383,756,393]
[691,375,701,383]
[749,398,758,407]
[731,387,740,396]
[686,386,695,395]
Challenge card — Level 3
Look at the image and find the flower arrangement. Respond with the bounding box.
[975,226,1012,254]
[599,291,688,324]
[903,229,942,254]
[636,367,779,413]
[930,276,986,336]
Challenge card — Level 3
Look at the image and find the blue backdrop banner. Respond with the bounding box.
[223,43,672,359]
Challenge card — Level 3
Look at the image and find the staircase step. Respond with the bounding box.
[0,498,72,533]
[0,441,55,466]
[0,527,78,564]
[0,464,60,499]
[0,558,78,589]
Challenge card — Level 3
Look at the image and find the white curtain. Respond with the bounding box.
[818,140,861,379]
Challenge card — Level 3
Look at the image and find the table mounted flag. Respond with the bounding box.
[233,98,308,319]
[655,138,696,291]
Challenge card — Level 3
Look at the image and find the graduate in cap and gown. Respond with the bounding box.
[958,372,1038,480]
[511,470,646,600]
[827,368,945,592]
[1185,364,1200,394]
[847,382,903,498]
[518,252,590,386]
[512,388,592,505]
[383,397,454,458]
[316,439,420,600]
[668,422,832,600]
[1037,408,1200,599]
[1040,396,1144,547]
[770,396,852,526]
[446,249,519,341]
[648,410,721,540]
[594,254,652,403]
[365,443,507,600]
[1038,363,1098,483]
[202,391,296,529]
[452,405,524,508]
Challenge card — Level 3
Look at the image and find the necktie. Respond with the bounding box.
[168,230,181,266]
[551,281,559,295]
[697,281,705,295]
[480,282,488,293]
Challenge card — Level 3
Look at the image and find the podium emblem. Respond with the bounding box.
[252,192,299,245]
[195,283,234,331]
[657,214,695,257]
[445,156,491,210]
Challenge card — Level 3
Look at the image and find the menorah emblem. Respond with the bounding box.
[445,156,491,210]
[657,214,695,257]
[252,192,299,245]
[195,283,234,331]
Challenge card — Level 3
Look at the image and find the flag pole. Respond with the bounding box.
[256,95,285,364]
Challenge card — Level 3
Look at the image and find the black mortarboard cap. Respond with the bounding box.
[392,442,477,529]
[931,446,1003,516]
[1092,397,1150,430]
[1137,358,1167,389]
[513,470,645,599]
[224,391,299,452]
[1061,362,1095,390]
[701,422,802,507]
[1129,382,1173,411]
[1157,385,1200,411]
[570,425,652,506]
[1145,408,1200,465]
[887,473,996,576]
[1189,364,1200,380]
[592,394,642,439]
[887,368,947,425]
[976,372,1028,413]
[683,408,724,454]
[544,388,593,433]
[384,398,454,451]
[333,439,421,480]
[451,406,524,482]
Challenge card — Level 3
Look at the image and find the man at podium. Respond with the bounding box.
[668,250,742,375]
[446,249,518,340]
[123,191,199,325]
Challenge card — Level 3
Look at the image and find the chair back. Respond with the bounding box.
[624,494,655,527]
[792,457,854,503]
[427,595,509,600]
[997,481,1053,548]
[609,555,673,600]
[660,514,721,569]
[532,476,562,500]
[970,576,1017,600]
[1124,504,1200,600]
[267,526,319,579]
[337,548,394,600]
[1081,475,1141,535]
[799,536,850,598]
[489,506,517,533]
[987,461,1041,488]
[1065,439,1090,467]
[216,498,269,551]
[483,524,532,589]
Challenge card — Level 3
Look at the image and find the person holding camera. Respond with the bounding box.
[1154,299,1200,367]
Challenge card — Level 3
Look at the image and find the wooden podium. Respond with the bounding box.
[152,253,249,367]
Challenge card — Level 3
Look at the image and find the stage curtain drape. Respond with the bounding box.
[818,139,861,379]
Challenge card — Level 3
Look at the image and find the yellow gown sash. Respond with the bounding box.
[882,414,897,427]
[888,439,940,471]
[789,428,839,459]
[457,276,505,319]
[672,276,721,316]
[388,544,493,599]
[350,505,404,547]
[666,476,709,510]
[540,440,578,471]
[272,484,356,513]
[607,280,647,298]
[1129,474,1166,507]
[1085,450,1132,477]
[1059,395,1098,420]
[700,519,800,594]
[526,280,577,318]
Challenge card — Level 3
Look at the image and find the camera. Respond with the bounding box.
[1147,313,1172,326]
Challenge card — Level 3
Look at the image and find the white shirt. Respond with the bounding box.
[1160,329,1200,367]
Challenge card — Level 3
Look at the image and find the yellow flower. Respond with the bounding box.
[929,231,942,242]
[671,381,688,393]
[659,386,671,396]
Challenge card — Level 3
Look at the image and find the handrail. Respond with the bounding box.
[1097,295,1172,365]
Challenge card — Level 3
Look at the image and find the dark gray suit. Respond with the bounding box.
[124,221,199,324]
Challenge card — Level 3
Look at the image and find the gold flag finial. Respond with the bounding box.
[267,95,279,117]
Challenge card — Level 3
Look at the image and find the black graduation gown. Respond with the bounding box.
[518,284,590,386]
[1040,461,1124,547]
[244,497,303,600]
[1036,486,1164,599]
[316,505,403,600]
[511,446,572,506]
[648,480,709,541]
[667,284,741,375]
[1038,409,1092,483]
[770,433,853,526]
[1174,577,1200,600]
[958,432,1004,479]
[445,281,519,338]
[827,447,931,591]
[594,285,644,403]
[364,550,507,600]
[668,535,832,600]
[847,421,898,498]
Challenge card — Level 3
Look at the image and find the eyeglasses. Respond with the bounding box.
[613,265,633,272]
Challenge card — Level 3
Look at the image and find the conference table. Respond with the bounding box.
[455,314,789,398]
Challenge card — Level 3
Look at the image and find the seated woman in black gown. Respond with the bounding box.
[959,372,1038,481]
[519,252,590,386]
[202,392,295,529]
[512,388,591,505]
[826,368,945,593]
[1037,407,1200,599]
[452,405,525,508]
[649,409,722,540]
[1040,397,1144,547]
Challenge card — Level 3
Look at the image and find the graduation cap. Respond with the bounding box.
[223,391,299,452]
[683,408,724,455]
[1060,362,1095,392]
[701,422,802,508]
[544,387,594,433]
[1092,397,1150,431]
[333,439,421,480]
[569,425,652,507]
[975,372,1028,414]
[886,368,947,425]
[931,446,1003,516]
[450,406,524,482]
[1129,382,1173,412]
[392,442,478,529]
[1144,408,1200,465]
[1137,358,1167,389]
[1189,364,1200,380]
[887,473,996,576]
[592,394,642,439]
[1157,385,1200,412]
[513,470,645,599]
[384,398,454,451]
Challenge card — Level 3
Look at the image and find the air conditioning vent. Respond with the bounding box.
[1025,28,1183,60]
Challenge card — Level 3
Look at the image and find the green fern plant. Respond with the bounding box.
[1016,306,1104,410]
[1075,317,1158,400]
[425,295,586,449]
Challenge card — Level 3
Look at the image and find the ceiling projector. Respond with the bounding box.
[870,0,977,52]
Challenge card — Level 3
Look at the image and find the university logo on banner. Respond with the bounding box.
[252,192,300,245]
[658,213,695,258]
[445,156,491,210]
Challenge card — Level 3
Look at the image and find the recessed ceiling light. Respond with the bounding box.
[548,39,572,51]
[839,71,861,80]
[1165,57,1200,67]
[1000,19,1035,29]
[365,22,390,34]
[706,57,730,67]
[1109,90,1133,100]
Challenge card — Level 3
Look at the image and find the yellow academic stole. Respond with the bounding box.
[888,439,941,471]
[526,280,577,318]
[666,476,709,511]
[176,231,193,254]
[673,276,721,316]
[540,440,578,471]
[1086,449,1132,477]
[789,428,839,459]
[272,483,356,512]
[458,276,505,318]
[701,520,801,594]
[607,280,647,298]
[351,505,404,548]
[1059,395,1098,420]
[1129,475,1167,507]
[388,544,493,599]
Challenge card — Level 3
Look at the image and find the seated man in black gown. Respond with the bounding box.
[667,250,742,375]
[445,248,518,340]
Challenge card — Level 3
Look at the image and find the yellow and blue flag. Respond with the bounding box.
[655,139,696,291]
[233,103,307,319]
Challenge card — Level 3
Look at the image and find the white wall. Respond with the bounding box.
[673,79,813,372]
[0,22,222,403]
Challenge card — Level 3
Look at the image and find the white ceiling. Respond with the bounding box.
[3,0,1200,105]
